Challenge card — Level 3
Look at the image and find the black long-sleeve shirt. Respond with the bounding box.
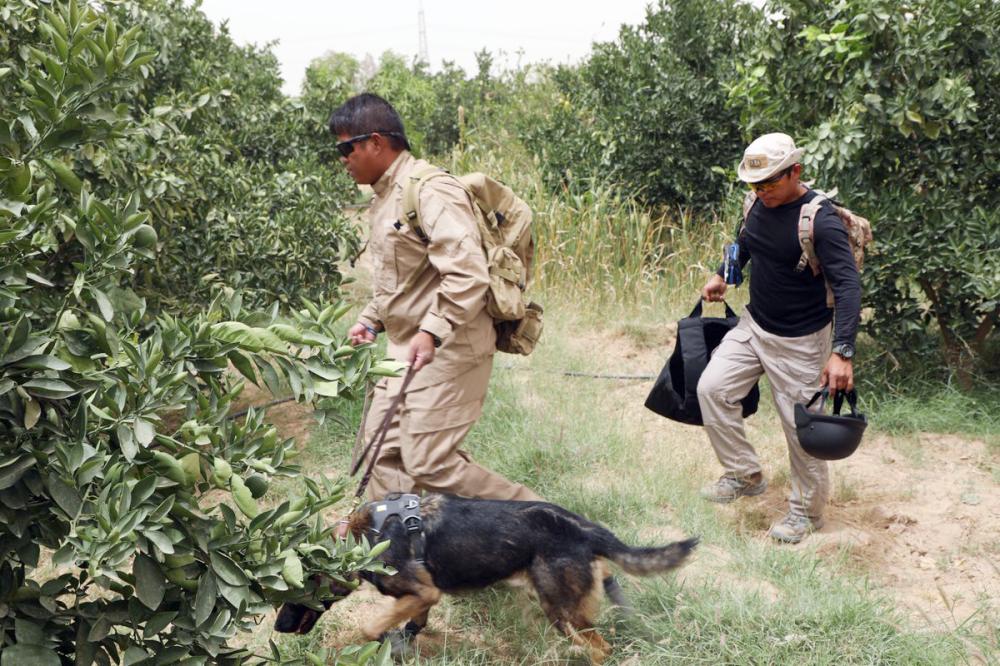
[717,189,861,346]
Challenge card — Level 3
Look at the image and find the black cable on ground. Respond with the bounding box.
[228,366,656,418]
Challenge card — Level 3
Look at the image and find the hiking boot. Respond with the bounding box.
[700,474,767,503]
[768,513,824,544]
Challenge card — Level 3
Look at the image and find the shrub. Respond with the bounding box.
[0,2,392,662]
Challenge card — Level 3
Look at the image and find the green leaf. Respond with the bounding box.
[143,529,175,554]
[87,615,111,642]
[281,553,304,589]
[91,287,114,321]
[194,571,217,627]
[369,360,407,377]
[42,158,82,194]
[313,380,339,397]
[15,618,44,644]
[133,418,155,446]
[229,475,258,519]
[122,647,148,666]
[117,422,138,461]
[16,355,71,371]
[227,350,258,385]
[130,475,158,506]
[0,199,27,217]
[0,454,36,490]
[143,611,177,639]
[24,398,41,429]
[134,553,165,610]
[22,378,79,399]
[1,644,61,666]
[211,321,286,353]
[208,551,249,587]
[47,474,82,518]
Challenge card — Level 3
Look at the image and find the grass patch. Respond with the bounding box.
[864,384,1000,451]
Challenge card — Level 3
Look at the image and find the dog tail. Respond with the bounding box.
[603,536,699,576]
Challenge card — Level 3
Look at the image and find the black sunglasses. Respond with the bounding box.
[335,131,405,157]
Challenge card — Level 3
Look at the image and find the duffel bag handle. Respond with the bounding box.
[691,299,737,319]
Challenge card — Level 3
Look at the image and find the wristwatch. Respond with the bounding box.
[831,343,855,360]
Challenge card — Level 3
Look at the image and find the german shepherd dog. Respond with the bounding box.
[275,494,697,663]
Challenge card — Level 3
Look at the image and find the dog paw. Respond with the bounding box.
[402,620,424,637]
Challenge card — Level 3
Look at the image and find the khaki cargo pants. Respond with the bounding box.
[696,312,832,520]
[362,356,541,502]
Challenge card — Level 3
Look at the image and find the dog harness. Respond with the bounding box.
[366,493,425,563]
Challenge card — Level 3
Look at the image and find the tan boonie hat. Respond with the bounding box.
[737,132,804,183]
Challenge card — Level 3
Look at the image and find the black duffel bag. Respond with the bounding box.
[644,300,760,425]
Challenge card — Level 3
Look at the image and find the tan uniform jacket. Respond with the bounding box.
[358,151,496,391]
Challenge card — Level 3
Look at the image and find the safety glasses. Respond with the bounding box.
[748,166,794,193]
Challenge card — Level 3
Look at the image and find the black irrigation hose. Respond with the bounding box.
[227,367,655,419]
[499,366,656,381]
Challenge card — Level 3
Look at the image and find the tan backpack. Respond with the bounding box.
[742,189,873,307]
[399,166,543,355]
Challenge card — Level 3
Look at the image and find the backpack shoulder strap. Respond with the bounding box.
[796,192,827,275]
[740,190,757,237]
[401,165,456,242]
[397,165,463,294]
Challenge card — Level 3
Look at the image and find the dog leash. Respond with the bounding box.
[352,366,417,501]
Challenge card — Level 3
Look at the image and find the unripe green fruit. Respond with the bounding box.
[132,224,158,249]
[245,474,269,499]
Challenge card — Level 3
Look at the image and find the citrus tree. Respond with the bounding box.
[1,1,393,663]
[527,0,759,209]
[105,0,361,314]
[730,0,1000,382]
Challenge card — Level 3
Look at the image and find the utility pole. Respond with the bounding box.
[418,0,429,66]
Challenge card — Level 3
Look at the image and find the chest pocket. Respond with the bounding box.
[388,221,428,292]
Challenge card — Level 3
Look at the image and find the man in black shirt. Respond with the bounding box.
[697,133,861,543]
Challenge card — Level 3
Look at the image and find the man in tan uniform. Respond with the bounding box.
[331,93,540,502]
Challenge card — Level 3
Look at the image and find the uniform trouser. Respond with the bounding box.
[696,312,832,520]
[362,356,541,502]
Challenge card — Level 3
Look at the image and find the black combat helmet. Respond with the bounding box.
[795,389,867,460]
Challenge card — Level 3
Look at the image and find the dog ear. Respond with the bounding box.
[292,606,324,634]
[347,510,372,538]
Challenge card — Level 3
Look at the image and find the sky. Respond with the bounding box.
[196,0,658,96]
